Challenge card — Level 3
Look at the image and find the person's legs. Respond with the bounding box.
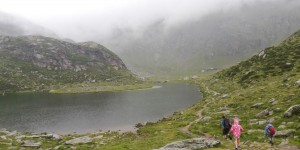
[237,138,240,147]
[235,138,238,148]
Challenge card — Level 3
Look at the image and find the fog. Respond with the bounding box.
[0,0,276,41]
[1,0,300,77]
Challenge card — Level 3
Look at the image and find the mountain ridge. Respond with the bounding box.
[0,35,136,93]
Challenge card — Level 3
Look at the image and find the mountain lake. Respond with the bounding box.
[0,83,202,134]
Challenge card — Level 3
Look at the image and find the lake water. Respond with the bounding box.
[0,83,202,134]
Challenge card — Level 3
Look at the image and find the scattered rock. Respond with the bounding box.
[279,139,289,146]
[295,80,300,85]
[0,135,7,140]
[65,136,93,145]
[268,98,276,103]
[269,111,273,115]
[255,109,270,118]
[283,105,300,117]
[93,135,104,139]
[154,137,220,150]
[275,129,296,137]
[7,131,17,136]
[268,117,275,123]
[22,140,41,148]
[294,136,299,139]
[297,125,300,130]
[52,134,62,140]
[274,108,281,112]
[201,116,211,122]
[221,94,229,98]
[287,122,294,125]
[251,103,263,108]
[258,120,267,125]
[26,135,40,138]
[278,125,286,129]
[247,129,264,134]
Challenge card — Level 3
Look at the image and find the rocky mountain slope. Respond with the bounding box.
[105,0,300,76]
[0,35,135,93]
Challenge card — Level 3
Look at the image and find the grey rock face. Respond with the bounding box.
[283,105,300,117]
[154,137,220,150]
[65,136,93,145]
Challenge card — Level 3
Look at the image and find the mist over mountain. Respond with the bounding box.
[103,0,300,77]
[0,11,55,37]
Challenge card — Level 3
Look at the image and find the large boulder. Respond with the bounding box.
[22,140,41,148]
[275,130,296,137]
[65,136,93,145]
[154,137,220,150]
[283,105,300,117]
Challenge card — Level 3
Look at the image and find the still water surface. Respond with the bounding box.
[0,83,202,134]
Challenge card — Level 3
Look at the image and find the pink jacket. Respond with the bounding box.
[230,118,244,138]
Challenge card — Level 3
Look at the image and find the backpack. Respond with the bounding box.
[268,126,275,135]
[224,118,231,129]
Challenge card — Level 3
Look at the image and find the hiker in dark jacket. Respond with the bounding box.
[221,115,232,139]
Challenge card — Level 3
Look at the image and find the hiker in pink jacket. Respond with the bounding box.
[229,118,244,150]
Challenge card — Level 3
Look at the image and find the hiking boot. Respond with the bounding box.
[269,140,274,145]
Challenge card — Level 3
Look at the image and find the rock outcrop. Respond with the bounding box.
[284,105,300,117]
[154,137,220,150]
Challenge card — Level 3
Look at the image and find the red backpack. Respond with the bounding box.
[269,126,275,135]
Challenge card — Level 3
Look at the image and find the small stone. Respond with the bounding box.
[251,103,263,108]
[255,109,270,118]
[295,80,300,85]
[268,117,275,123]
[269,111,273,115]
[94,135,103,139]
[221,94,229,98]
[287,122,294,125]
[268,98,276,103]
[0,135,7,140]
[294,136,299,139]
[274,108,281,112]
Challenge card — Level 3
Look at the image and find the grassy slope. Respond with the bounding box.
[94,30,300,149]
[1,31,300,149]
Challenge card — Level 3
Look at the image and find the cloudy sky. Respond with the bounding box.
[0,0,273,41]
